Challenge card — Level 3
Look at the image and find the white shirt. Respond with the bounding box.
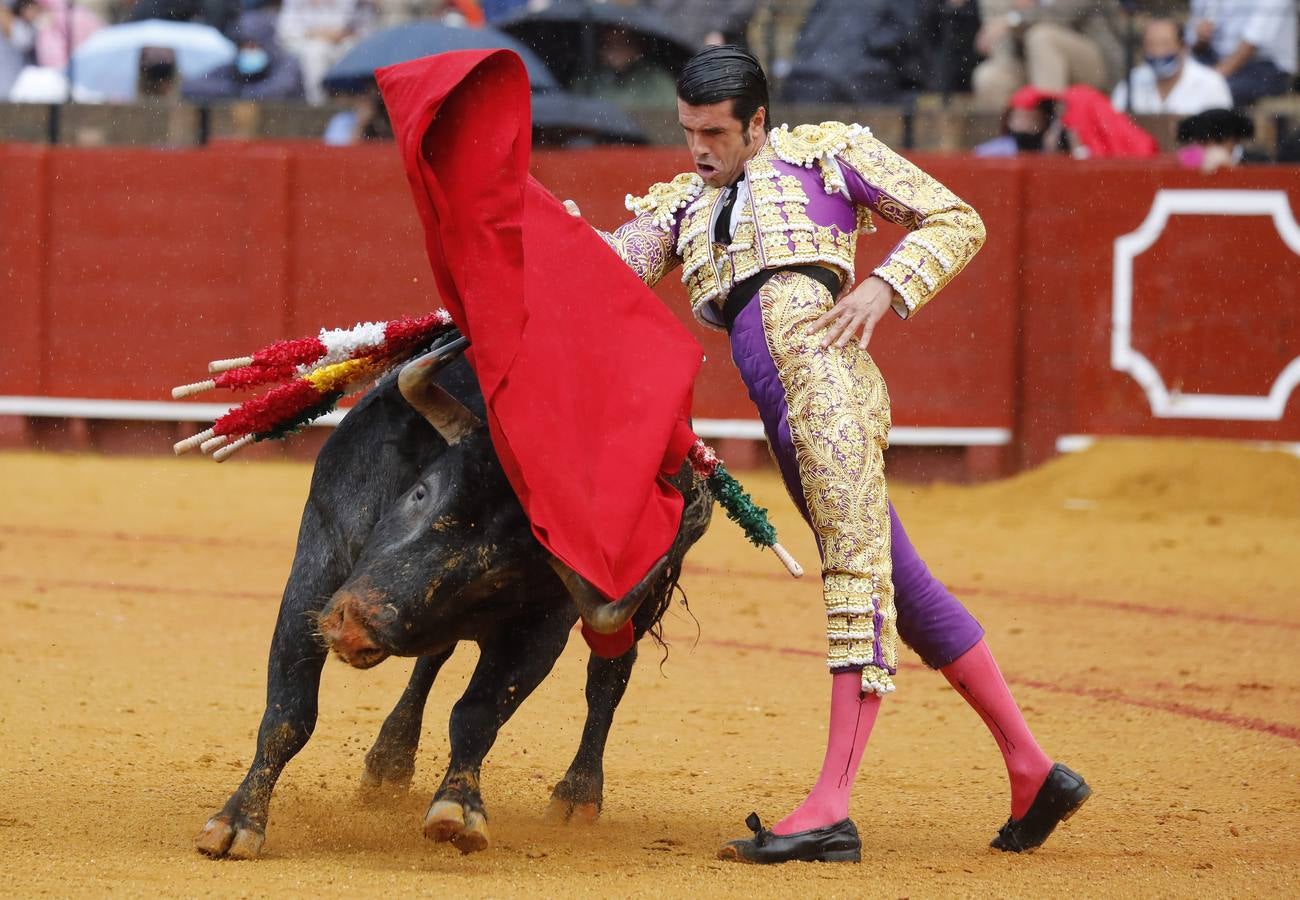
[1111,56,1235,115]
[1188,0,1298,75]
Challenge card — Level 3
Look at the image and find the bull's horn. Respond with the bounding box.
[548,555,670,635]
[398,336,481,445]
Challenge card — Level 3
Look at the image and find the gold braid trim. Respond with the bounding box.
[833,130,987,318]
[625,172,705,233]
[757,271,898,697]
[597,213,678,288]
[769,121,868,174]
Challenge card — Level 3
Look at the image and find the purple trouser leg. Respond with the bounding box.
[729,295,984,670]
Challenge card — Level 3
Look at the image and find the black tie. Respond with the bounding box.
[714,181,741,245]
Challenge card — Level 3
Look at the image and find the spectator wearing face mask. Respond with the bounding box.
[1112,16,1232,115]
[182,8,306,101]
[975,83,1158,158]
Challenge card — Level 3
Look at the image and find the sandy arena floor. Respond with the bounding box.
[1,439,1298,897]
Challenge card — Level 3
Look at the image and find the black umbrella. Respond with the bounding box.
[496,0,694,90]
[322,21,559,94]
[531,91,647,145]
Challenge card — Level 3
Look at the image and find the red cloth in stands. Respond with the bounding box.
[1008,84,1158,159]
[377,50,702,657]
[1058,85,1159,160]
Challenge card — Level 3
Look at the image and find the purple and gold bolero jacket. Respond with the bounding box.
[601,122,986,330]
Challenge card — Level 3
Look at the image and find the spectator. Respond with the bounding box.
[1187,0,1297,107]
[182,9,305,101]
[781,0,930,104]
[1,0,38,98]
[1279,124,1300,162]
[570,27,676,105]
[125,0,240,29]
[974,84,1061,156]
[278,0,374,105]
[1175,107,1270,170]
[33,0,103,69]
[972,0,1123,112]
[638,0,757,49]
[137,44,180,100]
[1112,16,1233,115]
[323,84,391,144]
[975,83,1159,158]
[924,0,982,97]
[482,0,528,23]
[1277,123,1300,162]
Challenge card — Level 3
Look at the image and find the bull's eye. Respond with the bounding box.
[413,484,427,502]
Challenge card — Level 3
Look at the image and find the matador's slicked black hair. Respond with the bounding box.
[675,45,770,130]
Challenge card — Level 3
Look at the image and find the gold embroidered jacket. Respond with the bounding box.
[600,122,986,329]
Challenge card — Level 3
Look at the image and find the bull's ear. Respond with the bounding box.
[398,336,482,445]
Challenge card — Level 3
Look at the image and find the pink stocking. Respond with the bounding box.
[941,639,1053,819]
[773,670,881,835]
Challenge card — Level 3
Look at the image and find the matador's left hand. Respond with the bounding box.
[807,276,898,350]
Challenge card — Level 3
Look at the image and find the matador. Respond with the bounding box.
[574,47,1090,864]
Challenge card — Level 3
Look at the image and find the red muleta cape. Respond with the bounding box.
[376,50,702,657]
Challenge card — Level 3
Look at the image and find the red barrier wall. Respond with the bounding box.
[2,143,1298,471]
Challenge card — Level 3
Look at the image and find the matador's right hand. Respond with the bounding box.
[563,200,582,218]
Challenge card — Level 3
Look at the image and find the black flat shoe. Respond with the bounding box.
[717,812,861,864]
[991,763,1092,853]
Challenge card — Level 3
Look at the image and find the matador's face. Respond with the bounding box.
[677,98,767,189]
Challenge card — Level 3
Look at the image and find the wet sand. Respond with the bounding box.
[1,439,1298,896]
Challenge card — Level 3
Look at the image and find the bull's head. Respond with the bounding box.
[319,338,665,668]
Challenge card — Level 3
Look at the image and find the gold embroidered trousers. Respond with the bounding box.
[728,271,899,695]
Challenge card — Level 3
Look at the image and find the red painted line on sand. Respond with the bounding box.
[5,521,1299,632]
[952,583,1300,632]
[0,524,284,551]
[4,572,1296,746]
[683,563,1300,632]
[705,638,1300,745]
[1010,676,1300,745]
[0,574,278,603]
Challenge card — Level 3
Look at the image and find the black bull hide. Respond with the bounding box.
[195,353,713,859]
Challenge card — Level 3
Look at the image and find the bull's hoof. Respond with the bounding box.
[543,795,601,825]
[545,776,603,825]
[357,763,413,804]
[423,799,490,853]
[195,813,266,860]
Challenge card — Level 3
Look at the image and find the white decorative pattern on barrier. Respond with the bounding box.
[1112,189,1300,421]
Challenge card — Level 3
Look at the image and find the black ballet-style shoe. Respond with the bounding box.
[717,812,862,864]
[991,763,1092,853]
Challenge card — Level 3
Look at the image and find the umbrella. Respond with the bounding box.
[322,22,558,95]
[496,0,694,89]
[531,91,646,145]
[68,19,235,102]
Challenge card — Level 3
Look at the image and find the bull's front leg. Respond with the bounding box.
[547,565,682,824]
[195,598,327,859]
[545,645,637,824]
[358,647,455,800]
[424,599,574,853]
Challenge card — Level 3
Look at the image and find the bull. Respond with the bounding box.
[195,338,712,858]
